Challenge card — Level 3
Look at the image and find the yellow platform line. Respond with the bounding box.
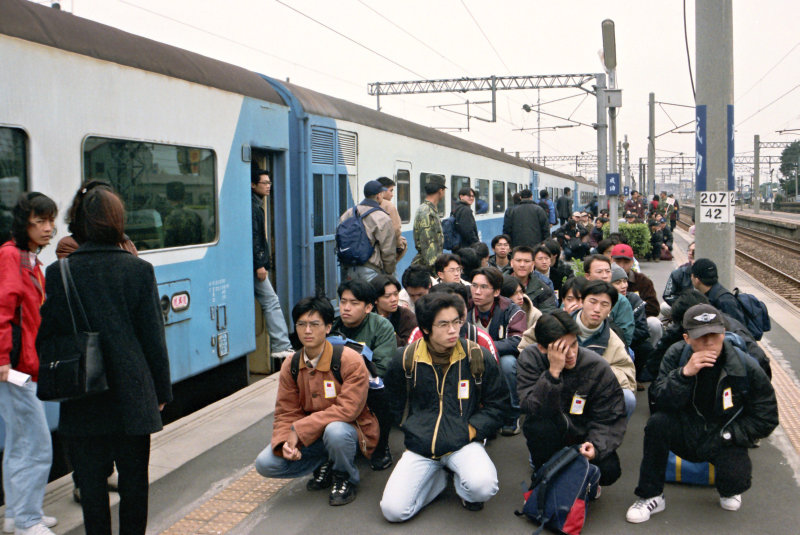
[769,353,800,455]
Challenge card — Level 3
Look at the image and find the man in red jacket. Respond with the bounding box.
[255,296,378,506]
[0,192,59,534]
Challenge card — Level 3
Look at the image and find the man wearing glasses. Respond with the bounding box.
[468,267,527,436]
[380,293,508,521]
[434,253,469,285]
[251,169,293,360]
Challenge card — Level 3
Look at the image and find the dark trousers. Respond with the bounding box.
[670,219,677,231]
[523,415,621,487]
[367,388,392,453]
[631,339,654,381]
[68,434,151,535]
[635,411,752,499]
[559,217,568,226]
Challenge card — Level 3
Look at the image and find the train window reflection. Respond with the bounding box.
[396,169,410,223]
[420,172,445,216]
[493,180,505,213]
[506,182,518,208]
[0,128,28,242]
[83,137,216,251]
[451,175,471,212]
[475,179,489,214]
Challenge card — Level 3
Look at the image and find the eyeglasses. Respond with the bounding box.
[259,180,271,185]
[444,267,462,274]
[432,318,464,329]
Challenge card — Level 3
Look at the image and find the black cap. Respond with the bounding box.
[682,304,726,338]
[364,180,388,197]
[691,258,718,280]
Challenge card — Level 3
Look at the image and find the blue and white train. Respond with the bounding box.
[0,0,597,409]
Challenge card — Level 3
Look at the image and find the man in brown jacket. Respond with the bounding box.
[255,296,378,506]
[378,176,407,263]
[339,180,397,281]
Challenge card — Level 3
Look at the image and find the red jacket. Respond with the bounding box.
[0,241,45,381]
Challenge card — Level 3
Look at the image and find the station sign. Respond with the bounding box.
[696,105,707,191]
[623,186,630,196]
[606,173,620,196]
[699,190,734,223]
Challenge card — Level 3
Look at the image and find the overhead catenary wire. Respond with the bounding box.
[736,39,800,104]
[736,83,800,128]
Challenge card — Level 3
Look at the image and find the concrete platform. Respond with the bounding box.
[30,230,800,534]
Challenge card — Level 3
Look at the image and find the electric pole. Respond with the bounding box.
[647,92,656,198]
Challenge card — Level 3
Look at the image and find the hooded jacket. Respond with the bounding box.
[271,342,379,458]
[517,345,627,461]
[650,340,777,453]
[574,313,636,392]
[338,199,397,275]
[385,339,508,458]
[468,296,527,357]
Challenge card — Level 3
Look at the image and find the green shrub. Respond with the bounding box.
[602,222,652,258]
[570,257,585,277]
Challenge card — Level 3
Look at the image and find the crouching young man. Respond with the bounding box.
[380,293,509,522]
[255,297,378,506]
[626,304,778,523]
[517,311,627,489]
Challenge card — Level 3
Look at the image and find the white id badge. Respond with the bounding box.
[570,394,586,415]
[458,380,469,400]
[722,387,733,410]
[324,380,337,399]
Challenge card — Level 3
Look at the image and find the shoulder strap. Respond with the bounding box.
[461,338,484,384]
[359,206,382,220]
[290,350,303,383]
[400,339,421,427]
[534,446,582,518]
[330,344,344,384]
[58,258,79,335]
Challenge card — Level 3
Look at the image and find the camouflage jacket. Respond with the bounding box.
[411,200,443,268]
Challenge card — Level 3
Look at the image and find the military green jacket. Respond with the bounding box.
[411,200,443,268]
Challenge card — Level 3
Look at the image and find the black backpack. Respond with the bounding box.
[730,288,771,341]
[441,215,461,251]
[335,205,382,266]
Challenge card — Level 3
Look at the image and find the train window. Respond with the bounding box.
[83,137,216,251]
[0,128,28,241]
[492,180,505,213]
[420,172,445,215]
[396,169,410,223]
[451,175,471,211]
[507,182,518,207]
[475,179,489,214]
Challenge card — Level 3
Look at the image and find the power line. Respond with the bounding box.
[736,83,800,127]
[460,0,512,73]
[736,38,800,104]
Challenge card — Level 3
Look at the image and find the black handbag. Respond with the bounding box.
[37,258,109,402]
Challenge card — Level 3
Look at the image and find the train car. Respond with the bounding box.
[0,0,595,429]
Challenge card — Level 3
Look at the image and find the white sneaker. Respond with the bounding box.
[720,494,742,511]
[14,521,56,535]
[4,517,57,534]
[626,494,666,523]
[593,485,602,500]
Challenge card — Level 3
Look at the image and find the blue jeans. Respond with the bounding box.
[0,381,52,529]
[253,274,291,353]
[499,355,519,419]
[255,421,359,484]
[623,388,637,419]
[380,442,499,522]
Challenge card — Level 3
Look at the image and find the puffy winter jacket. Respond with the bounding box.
[662,263,693,306]
[575,314,636,392]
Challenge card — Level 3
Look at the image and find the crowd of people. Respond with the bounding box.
[0,175,777,533]
[252,179,778,527]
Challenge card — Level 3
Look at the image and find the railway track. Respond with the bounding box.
[735,226,800,254]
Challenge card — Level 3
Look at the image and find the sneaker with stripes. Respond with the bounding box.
[626,494,666,523]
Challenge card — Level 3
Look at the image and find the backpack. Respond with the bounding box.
[335,205,382,266]
[515,445,601,535]
[441,215,461,251]
[290,336,379,385]
[731,288,771,341]
[399,338,484,426]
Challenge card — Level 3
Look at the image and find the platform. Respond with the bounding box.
[25,229,800,535]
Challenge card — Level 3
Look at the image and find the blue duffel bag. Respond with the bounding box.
[665,451,715,486]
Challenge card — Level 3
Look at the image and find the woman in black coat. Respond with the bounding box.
[37,188,172,535]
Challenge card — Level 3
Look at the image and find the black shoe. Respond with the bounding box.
[461,498,484,511]
[306,460,333,491]
[370,444,393,471]
[329,471,357,506]
[499,417,521,436]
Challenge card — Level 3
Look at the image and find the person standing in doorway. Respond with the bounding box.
[252,169,294,360]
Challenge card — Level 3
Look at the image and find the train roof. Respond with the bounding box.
[0,0,285,107]
[279,80,584,181]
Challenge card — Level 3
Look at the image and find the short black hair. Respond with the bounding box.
[402,264,433,289]
[561,276,586,300]
[535,311,579,347]
[491,234,511,248]
[376,176,395,188]
[511,245,535,260]
[672,290,711,326]
[520,188,533,199]
[251,168,269,185]
[543,238,561,258]
[337,278,376,304]
[434,253,462,274]
[415,293,465,338]
[470,241,490,260]
[458,186,476,197]
[539,189,549,199]
[292,295,335,325]
[457,247,481,280]
[371,274,401,297]
[564,187,571,194]
[11,192,58,250]
[500,274,523,299]
[429,282,470,309]
[471,266,503,290]
[581,279,618,307]
[533,244,551,258]
[584,254,611,274]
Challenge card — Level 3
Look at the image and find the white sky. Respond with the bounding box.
[47,0,800,180]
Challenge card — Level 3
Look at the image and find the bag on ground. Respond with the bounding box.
[665,451,715,486]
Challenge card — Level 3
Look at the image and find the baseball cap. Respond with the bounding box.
[682,304,726,339]
[610,243,634,259]
[364,180,388,197]
[691,258,718,280]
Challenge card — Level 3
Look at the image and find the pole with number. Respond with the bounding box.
[695,0,735,289]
